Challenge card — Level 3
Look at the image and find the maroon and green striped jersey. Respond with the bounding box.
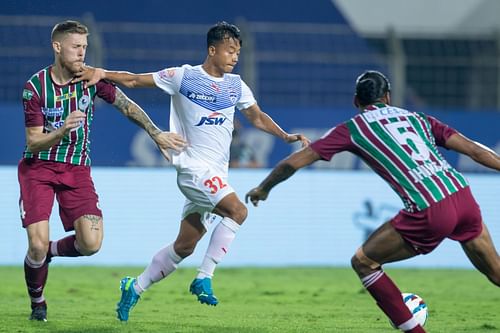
[22,66,116,166]
[310,103,468,212]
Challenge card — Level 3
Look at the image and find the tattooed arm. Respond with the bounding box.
[113,88,187,160]
[113,88,160,137]
[245,146,321,206]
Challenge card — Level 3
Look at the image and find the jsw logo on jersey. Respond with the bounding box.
[187,91,217,103]
[195,112,227,126]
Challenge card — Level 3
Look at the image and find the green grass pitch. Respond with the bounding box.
[1,266,498,332]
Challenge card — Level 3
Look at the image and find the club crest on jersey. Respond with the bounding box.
[78,95,90,111]
[228,88,238,104]
[187,91,217,103]
[195,112,227,126]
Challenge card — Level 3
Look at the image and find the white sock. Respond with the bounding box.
[398,317,419,331]
[197,217,240,279]
[25,254,45,268]
[135,243,182,294]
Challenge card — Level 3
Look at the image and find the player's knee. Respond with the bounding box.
[215,195,248,224]
[77,238,102,256]
[228,202,248,224]
[351,253,364,273]
[28,238,49,260]
[174,241,197,258]
[351,248,378,277]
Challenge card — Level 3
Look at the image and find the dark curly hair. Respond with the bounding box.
[207,21,242,48]
[355,70,391,106]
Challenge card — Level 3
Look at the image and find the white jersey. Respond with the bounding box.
[153,64,256,171]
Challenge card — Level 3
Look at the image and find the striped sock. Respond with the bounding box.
[361,270,421,331]
[24,254,48,307]
[50,235,82,257]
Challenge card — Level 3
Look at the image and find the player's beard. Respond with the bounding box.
[61,59,84,76]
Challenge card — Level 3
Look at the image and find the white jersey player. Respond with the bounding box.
[74,21,310,321]
[152,64,256,224]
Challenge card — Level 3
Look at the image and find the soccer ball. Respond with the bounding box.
[390,293,428,329]
[402,293,428,327]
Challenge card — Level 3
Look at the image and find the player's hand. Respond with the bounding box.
[61,111,86,135]
[152,132,187,162]
[245,186,269,207]
[285,133,310,147]
[73,65,105,88]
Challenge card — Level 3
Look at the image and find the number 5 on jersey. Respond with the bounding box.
[385,120,430,161]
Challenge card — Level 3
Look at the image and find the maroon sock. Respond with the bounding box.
[24,256,48,308]
[53,235,82,257]
[362,270,423,331]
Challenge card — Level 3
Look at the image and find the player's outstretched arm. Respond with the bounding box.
[73,65,156,89]
[245,146,320,206]
[445,133,500,171]
[240,104,310,147]
[113,88,186,161]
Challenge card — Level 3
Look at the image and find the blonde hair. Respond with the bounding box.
[51,20,88,41]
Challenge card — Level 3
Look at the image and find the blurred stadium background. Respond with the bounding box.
[1,0,499,267]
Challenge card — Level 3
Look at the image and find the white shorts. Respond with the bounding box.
[177,166,234,230]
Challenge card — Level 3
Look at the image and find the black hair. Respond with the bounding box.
[51,20,88,41]
[207,21,242,48]
[355,70,391,106]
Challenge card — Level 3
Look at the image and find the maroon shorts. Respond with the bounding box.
[391,186,483,254]
[18,158,102,231]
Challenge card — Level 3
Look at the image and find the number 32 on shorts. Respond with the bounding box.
[203,176,227,194]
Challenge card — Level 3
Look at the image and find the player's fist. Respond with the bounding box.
[285,133,310,147]
[73,65,105,88]
[152,131,187,161]
[245,187,269,207]
[62,111,86,134]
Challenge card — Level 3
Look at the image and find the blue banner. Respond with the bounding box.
[2,102,499,172]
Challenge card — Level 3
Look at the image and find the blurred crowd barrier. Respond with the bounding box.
[1,167,498,267]
[2,13,499,169]
[2,13,500,109]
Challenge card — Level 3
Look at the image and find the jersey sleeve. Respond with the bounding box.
[22,83,44,127]
[425,115,458,147]
[96,80,117,104]
[236,79,256,110]
[309,123,354,161]
[153,66,182,95]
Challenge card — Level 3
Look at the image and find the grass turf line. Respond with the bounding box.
[1,266,498,333]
